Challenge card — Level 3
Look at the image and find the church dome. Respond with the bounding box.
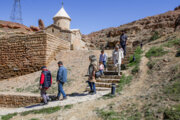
[53,6,71,20]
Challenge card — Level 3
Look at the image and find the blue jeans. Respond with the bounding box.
[99,70,104,75]
[88,81,96,93]
[103,61,107,69]
[57,82,66,99]
[121,44,126,56]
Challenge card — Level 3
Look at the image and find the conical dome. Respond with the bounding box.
[53,6,71,20]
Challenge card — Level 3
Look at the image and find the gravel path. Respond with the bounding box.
[0,91,110,116]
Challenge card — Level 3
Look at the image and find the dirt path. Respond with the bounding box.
[11,48,151,120]
[0,48,152,120]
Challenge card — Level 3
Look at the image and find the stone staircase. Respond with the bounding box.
[86,47,136,91]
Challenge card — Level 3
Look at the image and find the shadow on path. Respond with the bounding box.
[67,92,89,97]
[25,103,42,108]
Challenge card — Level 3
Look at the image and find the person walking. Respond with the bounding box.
[39,66,52,105]
[56,61,67,100]
[112,46,124,76]
[120,31,128,56]
[87,55,98,95]
[99,49,107,71]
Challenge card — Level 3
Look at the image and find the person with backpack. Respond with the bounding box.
[56,61,67,100]
[120,31,128,56]
[99,49,107,71]
[87,55,98,95]
[39,66,52,105]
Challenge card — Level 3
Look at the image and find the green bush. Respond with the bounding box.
[30,118,40,120]
[147,60,156,69]
[21,106,61,116]
[145,47,167,59]
[163,38,180,48]
[64,104,73,110]
[149,31,160,42]
[117,74,132,93]
[131,65,139,75]
[164,104,180,120]
[1,113,17,120]
[96,109,120,120]
[128,47,143,67]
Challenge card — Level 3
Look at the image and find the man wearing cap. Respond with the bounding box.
[56,61,67,100]
[39,66,52,105]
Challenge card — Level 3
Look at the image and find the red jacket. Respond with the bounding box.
[40,69,52,89]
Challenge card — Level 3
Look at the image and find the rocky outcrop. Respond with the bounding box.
[0,20,31,32]
[83,6,180,49]
[38,19,45,30]
[30,25,40,31]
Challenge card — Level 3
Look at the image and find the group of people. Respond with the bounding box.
[39,32,128,104]
[39,61,67,105]
[87,32,128,94]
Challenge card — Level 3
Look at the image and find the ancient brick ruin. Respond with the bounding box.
[0,93,42,108]
[0,32,70,80]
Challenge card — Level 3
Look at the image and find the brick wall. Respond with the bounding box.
[0,32,70,80]
[45,26,72,42]
[0,94,42,108]
[45,33,70,64]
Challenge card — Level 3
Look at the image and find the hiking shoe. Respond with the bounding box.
[63,97,67,100]
[88,91,93,94]
[42,102,48,106]
[60,97,67,101]
[91,92,96,95]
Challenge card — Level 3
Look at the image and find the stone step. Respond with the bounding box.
[96,79,120,83]
[107,59,130,64]
[104,71,121,75]
[107,62,129,68]
[101,75,121,79]
[108,57,130,61]
[107,67,128,71]
[96,82,118,88]
[86,87,111,91]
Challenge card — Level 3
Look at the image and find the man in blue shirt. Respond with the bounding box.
[99,50,107,71]
[56,61,67,100]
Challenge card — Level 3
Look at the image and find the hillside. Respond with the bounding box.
[1,31,179,120]
[83,6,180,49]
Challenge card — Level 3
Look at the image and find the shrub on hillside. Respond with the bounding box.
[147,60,156,69]
[163,38,180,48]
[128,46,143,67]
[149,31,160,42]
[131,65,139,75]
[117,74,132,93]
[145,47,167,59]
[164,104,180,120]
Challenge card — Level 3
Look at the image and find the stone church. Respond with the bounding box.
[45,4,87,50]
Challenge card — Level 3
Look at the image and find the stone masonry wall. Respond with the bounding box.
[0,32,70,80]
[0,94,41,108]
[45,33,70,64]
[71,30,87,50]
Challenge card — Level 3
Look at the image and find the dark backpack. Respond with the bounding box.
[95,71,102,78]
[42,71,52,88]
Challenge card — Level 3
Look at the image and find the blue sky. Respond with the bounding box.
[0,0,179,34]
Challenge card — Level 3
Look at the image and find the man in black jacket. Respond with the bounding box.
[120,31,128,56]
[39,66,52,105]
